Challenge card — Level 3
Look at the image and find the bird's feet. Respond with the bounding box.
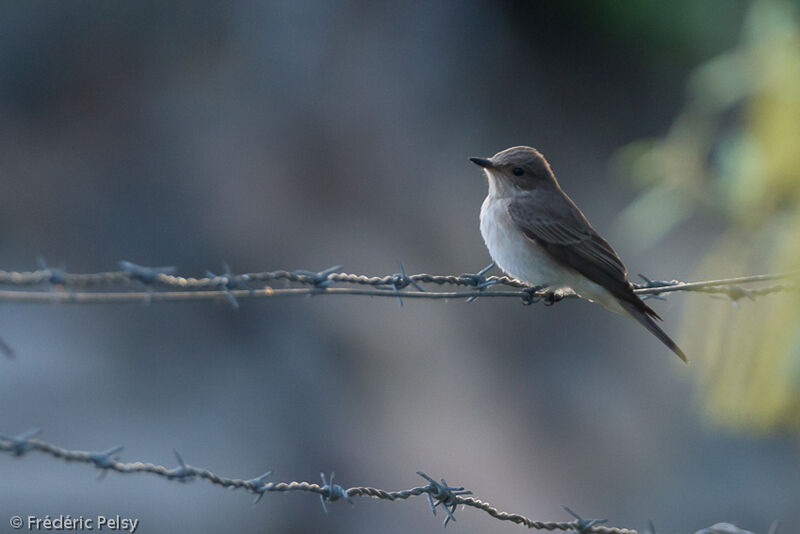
[542,289,566,306]
[520,286,544,305]
[521,286,565,306]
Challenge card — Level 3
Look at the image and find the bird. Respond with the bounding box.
[470,145,686,362]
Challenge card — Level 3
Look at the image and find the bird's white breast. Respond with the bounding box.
[479,194,563,287]
[479,193,622,312]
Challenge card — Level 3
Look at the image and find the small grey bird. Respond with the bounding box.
[471,146,686,362]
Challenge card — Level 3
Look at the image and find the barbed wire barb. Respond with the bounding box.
[417,471,472,526]
[319,472,352,513]
[462,262,498,303]
[563,505,608,534]
[205,263,241,309]
[248,471,273,504]
[0,427,42,455]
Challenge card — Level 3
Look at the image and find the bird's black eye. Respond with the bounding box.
[512,167,524,176]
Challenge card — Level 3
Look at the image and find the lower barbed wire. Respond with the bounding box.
[0,430,638,532]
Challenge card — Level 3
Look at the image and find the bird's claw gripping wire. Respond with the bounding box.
[318,472,352,513]
[248,471,273,504]
[0,428,42,456]
[562,505,608,533]
[459,263,498,302]
[520,286,538,305]
[542,289,566,306]
[520,286,566,306]
[520,286,544,305]
[417,471,472,527]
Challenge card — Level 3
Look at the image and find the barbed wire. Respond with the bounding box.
[0,261,797,307]
[0,262,787,534]
[0,430,773,533]
[0,429,634,533]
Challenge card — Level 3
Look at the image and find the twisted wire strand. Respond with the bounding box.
[0,262,796,305]
[0,431,633,533]
[0,268,527,290]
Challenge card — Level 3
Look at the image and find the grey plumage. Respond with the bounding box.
[473,146,687,362]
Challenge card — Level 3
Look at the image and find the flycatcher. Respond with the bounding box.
[471,146,686,362]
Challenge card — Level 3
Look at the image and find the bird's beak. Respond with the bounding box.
[469,157,495,169]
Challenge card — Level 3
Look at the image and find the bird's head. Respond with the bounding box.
[470,146,557,196]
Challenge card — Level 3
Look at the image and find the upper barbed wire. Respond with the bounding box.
[0,262,527,290]
[0,261,797,305]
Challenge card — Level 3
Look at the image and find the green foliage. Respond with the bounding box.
[614,1,800,433]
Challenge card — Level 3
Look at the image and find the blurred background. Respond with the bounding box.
[1,1,798,533]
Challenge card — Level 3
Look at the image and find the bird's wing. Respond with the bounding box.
[507,191,690,361]
[507,193,657,318]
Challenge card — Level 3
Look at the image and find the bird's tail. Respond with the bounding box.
[619,300,688,363]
